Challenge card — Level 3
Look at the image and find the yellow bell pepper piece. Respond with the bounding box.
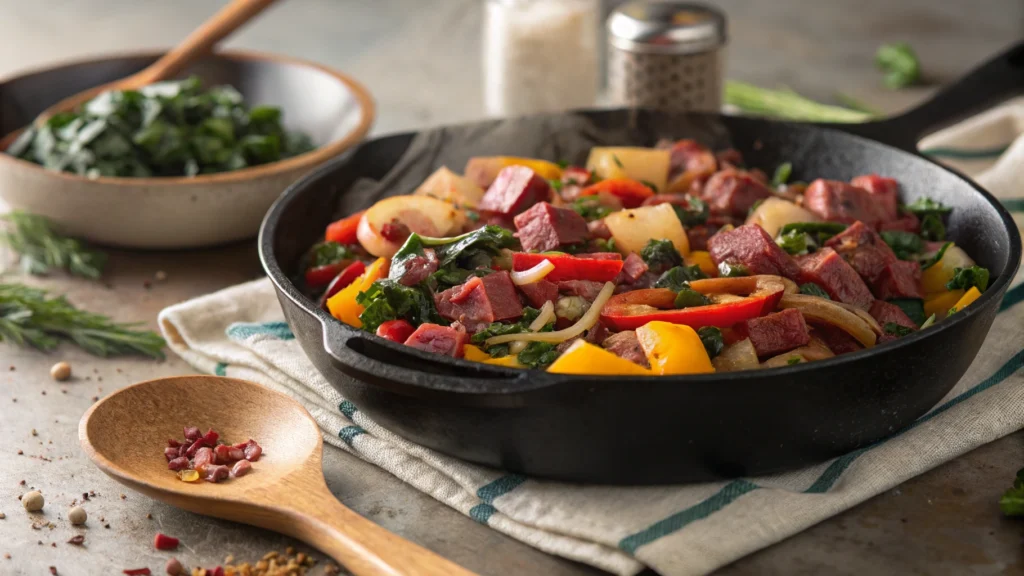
[685,251,717,277]
[950,286,982,314]
[635,321,715,375]
[326,257,388,328]
[499,157,563,181]
[547,340,652,376]
[924,289,964,319]
[463,345,524,368]
[921,260,952,294]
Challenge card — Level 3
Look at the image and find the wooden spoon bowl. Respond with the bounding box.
[80,375,474,576]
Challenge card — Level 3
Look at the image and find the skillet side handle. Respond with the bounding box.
[837,41,1024,151]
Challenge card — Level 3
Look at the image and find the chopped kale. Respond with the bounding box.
[670,196,709,228]
[889,298,926,326]
[697,326,724,359]
[593,237,617,252]
[945,266,990,293]
[999,468,1024,517]
[654,265,708,292]
[718,262,750,277]
[389,226,516,289]
[776,229,809,255]
[883,322,914,337]
[786,356,803,365]
[517,341,559,369]
[799,283,831,299]
[903,197,952,216]
[355,279,444,334]
[880,230,924,261]
[778,222,847,238]
[307,241,355,267]
[674,288,711,308]
[919,213,946,242]
[570,197,613,221]
[771,162,793,186]
[640,239,683,271]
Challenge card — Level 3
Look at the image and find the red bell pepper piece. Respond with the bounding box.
[512,252,623,283]
[376,319,416,343]
[600,276,786,331]
[325,210,366,245]
[304,260,352,288]
[578,179,655,208]
[317,261,367,309]
[153,532,179,551]
[123,569,151,576]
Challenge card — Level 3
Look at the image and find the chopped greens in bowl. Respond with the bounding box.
[6,76,314,179]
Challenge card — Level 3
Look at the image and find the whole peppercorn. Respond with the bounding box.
[68,506,87,525]
[50,362,71,381]
[22,491,44,512]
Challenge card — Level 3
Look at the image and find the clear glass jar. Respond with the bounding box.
[483,0,600,117]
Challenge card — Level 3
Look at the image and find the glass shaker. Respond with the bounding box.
[483,0,600,117]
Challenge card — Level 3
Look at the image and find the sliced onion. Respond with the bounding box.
[486,282,615,346]
[831,300,882,335]
[779,294,876,348]
[761,337,835,368]
[509,301,556,354]
[712,338,759,372]
[511,259,554,286]
[780,277,799,295]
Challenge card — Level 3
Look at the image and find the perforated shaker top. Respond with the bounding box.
[606,2,727,113]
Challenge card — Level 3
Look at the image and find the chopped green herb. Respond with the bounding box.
[724,81,874,123]
[307,241,355,268]
[612,154,624,168]
[876,43,921,89]
[556,159,569,169]
[903,197,952,216]
[640,239,683,272]
[945,266,990,293]
[799,283,831,299]
[517,341,559,369]
[883,322,914,337]
[0,211,107,279]
[547,178,564,193]
[697,326,724,359]
[947,306,959,315]
[778,222,847,239]
[776,229,809,255]
[8,76,313,178]
[640,180,659,192]
[356,279,444,334]
[919,213,946,241]
[570,197,613,221]
[0,283,165,357]
[389,226,516,289]
[593,237,617,252]
[670,196,709,228]
[654,265,707,292]
[920,242,952,270]
[889,298,926,326]
[786,356,802,365]
[718,262,750,277]
[771,162,793,187]
[880,230,924,260]
[999,468,1024,516]
[470,307,550,356]
[674,288,711,309]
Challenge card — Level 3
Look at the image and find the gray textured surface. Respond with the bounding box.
[0,1,1022,575]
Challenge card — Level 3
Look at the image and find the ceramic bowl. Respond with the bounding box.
[0,50,374,249]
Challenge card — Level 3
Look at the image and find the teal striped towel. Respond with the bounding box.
[158,103,1024,575]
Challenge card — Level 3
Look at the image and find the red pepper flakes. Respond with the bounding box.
[153,533,179,551]
[123,569,151,576]
[66,535,85,546]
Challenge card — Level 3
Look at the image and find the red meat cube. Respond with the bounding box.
[850,174,899,223]
[513,201,589,252]
[812,325,863,355]
[741,308,810,357]
[707,224,801,279]
[701,170,774,218]
[556,280,606,301]
[869,300,918,343]
[872,260,923,300]
[615,253,649,284]
[824,221,898,284]
[795,248,875,309]
[878,212,920,234]
[804,179,891,227]
[517,279,558,308]
[602,331,651,368]
[435,271,524,333]
[478,166,551,215]
[403,323,469,358]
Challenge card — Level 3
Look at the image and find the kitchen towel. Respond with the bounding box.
[159,100,1024,576]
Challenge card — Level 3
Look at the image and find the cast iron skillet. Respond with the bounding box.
[260,43,1022,484]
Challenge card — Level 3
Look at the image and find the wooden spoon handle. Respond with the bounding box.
[283,485,479,576]
[124,0,279,89]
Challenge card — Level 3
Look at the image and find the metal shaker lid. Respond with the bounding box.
[608,1,726,54]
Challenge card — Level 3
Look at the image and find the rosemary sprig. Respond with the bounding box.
[0,283,165,358]
[1,211,107,279]
[725,81,875,123]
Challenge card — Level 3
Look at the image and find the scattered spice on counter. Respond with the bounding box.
[147,513,153,519]
[67,535,85,546]
[164,426,262,484]
[123,569,151,576]
[3,553,9,560]
[155,271,168,282]
[17,450,23,455]
[49,566,57,575]
[68,506,87,525]
[50,361,72,381]
[0,512,5,519]
[31,428,38,436]
[22,490,44,511]
[165,558,184,576]
[154,533,179,551]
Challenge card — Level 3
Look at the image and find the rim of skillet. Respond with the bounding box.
[260,114,1022,393]
[0,48,376,187]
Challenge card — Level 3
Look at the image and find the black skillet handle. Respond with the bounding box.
[835,41,1024,152]
[321,320,551,395]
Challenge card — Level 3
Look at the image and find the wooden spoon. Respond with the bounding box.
[79,375,477,576]
[1,0,276,149]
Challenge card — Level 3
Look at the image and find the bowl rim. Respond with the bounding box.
[0,48,375,187]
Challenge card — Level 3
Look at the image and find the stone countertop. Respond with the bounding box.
[0,1,1021,575]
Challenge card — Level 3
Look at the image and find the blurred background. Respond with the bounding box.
[1,0,1018,135]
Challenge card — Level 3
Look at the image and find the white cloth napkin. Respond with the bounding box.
[159,103,1024,576]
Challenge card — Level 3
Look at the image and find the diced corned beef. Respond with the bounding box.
[742,308,810,357]
[477,166,551,215]
[587,219,611,239]
[559,166,591,200]
[803,179,891,227]
[397,248,439,286]
[715,149,744,170]
[403,323,468,357]
[824,221,898,284]
[518,279,558,308]
[850,174,899,223]
[878,212,920,233]
[707,224,801,279]
[811,324,863,355]
[436,272,523,332]
[183,427,201,442]
[615,253,649,284]
[700,170,774,218]
[795,248,874,309]
[869,300,918,343]
[602,331,651,369]
[686,224,716,251]
[557,280,606,301]
[555,322,610,354]
[513,201,590,252]
[872,260,923,300]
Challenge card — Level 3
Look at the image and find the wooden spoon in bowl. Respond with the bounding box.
[80,375,477,576]
[0,0,277,149]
